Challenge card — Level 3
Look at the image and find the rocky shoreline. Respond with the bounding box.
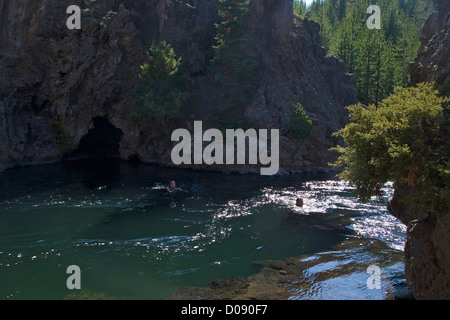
[169,237,412,300]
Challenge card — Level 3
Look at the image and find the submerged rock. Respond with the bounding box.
[169,238,410,300]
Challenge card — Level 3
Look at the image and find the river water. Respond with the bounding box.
[0,159,408,300]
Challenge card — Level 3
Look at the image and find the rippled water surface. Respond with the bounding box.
[0,159,407,299]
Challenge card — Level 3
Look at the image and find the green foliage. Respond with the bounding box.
[294,0,308,18]
[209,0,261,130]
[132,41,195,124]
[288,103,313,142]
[331,83,449,216]
[306,0,435,106]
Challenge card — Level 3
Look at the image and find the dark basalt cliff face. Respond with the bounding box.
[0,0,357,173]
[388,188,450,300]
[409,0,449,95]
[390,0,450,300]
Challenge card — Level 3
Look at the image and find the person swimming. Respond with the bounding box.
[166,180,188,194]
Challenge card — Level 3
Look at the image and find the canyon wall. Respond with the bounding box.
[390,0,450,300]
[0,0,357,174]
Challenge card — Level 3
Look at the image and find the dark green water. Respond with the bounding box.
[0,159,406,300]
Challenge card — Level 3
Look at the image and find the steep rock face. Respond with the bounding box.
[0,0,357,174]
[389,0,450,300]
[388,188,450,300]
[409,0,449,95]
[0,0,146,171]
[246,0,356,172]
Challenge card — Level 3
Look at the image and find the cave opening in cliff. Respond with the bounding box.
[65,117,123,160]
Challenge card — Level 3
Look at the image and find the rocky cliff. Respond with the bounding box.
[0,0,357,174]
[410,0,449,95]
[390,0,450,300]
[388,188,450,300]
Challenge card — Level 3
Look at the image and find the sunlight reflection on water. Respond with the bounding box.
[257,180,405,251]
[0,161,407,299]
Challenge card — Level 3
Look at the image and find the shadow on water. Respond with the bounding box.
[63,158,122,190]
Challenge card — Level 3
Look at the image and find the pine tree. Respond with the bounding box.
[305,0,435,106]
[332,83,450,216]
[209,0,261,130]
[338,0,347,21]
[132,41,195,124]
[294,0,307,17]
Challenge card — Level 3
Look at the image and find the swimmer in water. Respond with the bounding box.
[166,180,188,194]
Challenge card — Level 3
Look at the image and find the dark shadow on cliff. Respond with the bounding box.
[64,117,124,161]
[61,116,124,189]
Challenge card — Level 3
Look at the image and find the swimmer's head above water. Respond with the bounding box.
[167,180,187,193]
